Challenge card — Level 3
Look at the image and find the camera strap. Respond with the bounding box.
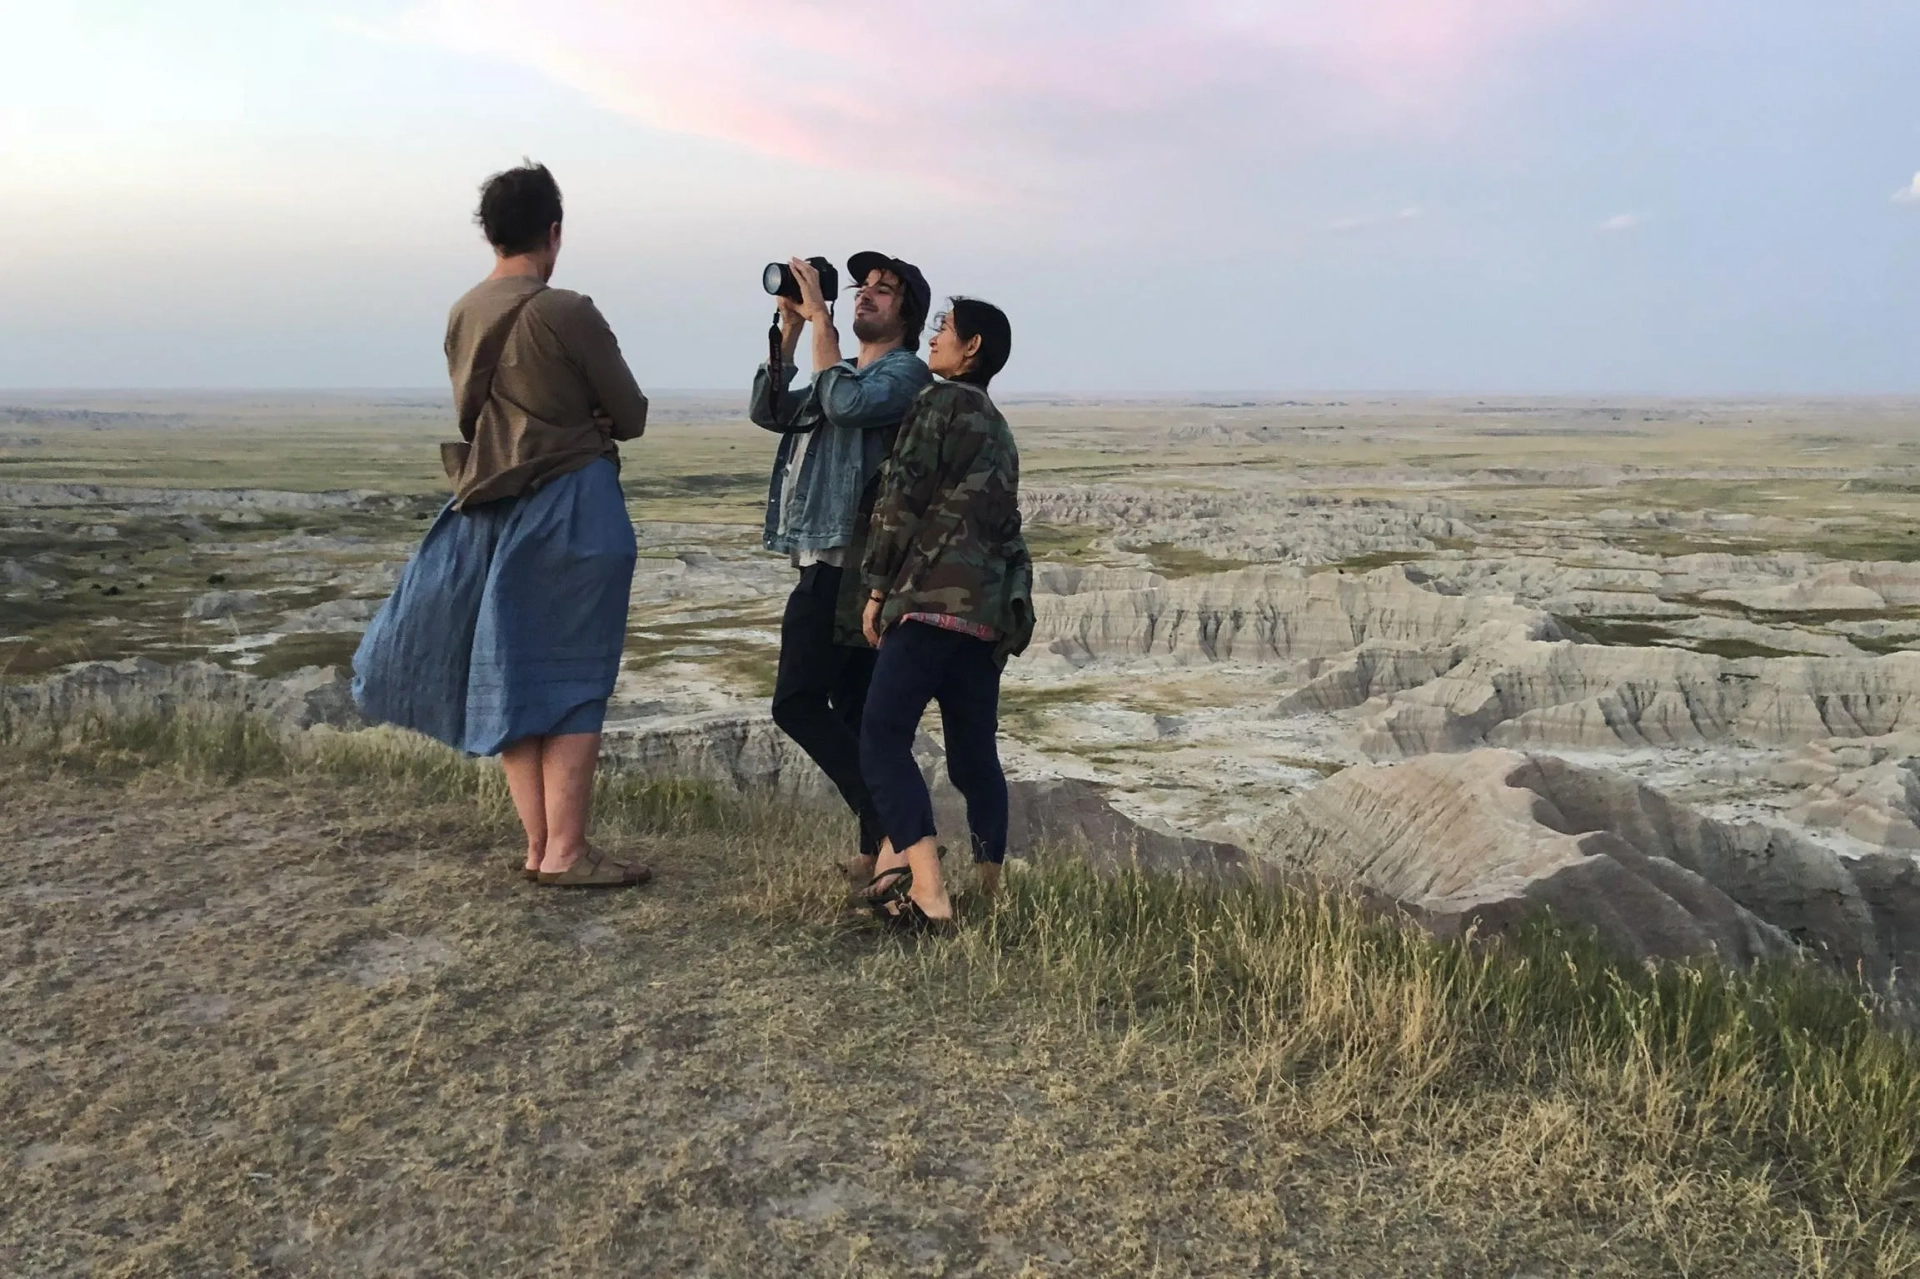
[442,285,544,486]
[767,310,783,420]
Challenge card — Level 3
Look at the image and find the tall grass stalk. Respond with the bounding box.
[1,702,294,782]
[905,861,1920,1216]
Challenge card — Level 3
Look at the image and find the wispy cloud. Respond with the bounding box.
[1599,213,1648,232]
[1894,173,1920,205]
[366,1,1597,193]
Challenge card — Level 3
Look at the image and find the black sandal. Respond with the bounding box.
[887,896,957,936]
[859,866,913,920]
[840,847,936,891]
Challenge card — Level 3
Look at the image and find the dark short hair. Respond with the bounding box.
[899,279,929,354]
[946,297,1011,388]
[476,161,562,256]
[865,268,927,353]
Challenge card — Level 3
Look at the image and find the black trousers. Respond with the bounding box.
[860,620,1009,864]
[771,564,883,858]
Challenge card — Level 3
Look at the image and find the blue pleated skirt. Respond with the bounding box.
[351,458,636,756]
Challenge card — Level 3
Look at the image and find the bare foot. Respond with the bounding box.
[538,843,584,876]
[903,839,951,921]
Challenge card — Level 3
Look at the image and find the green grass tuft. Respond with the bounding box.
[857,860,1920,1213]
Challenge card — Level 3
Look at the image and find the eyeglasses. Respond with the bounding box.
[928,310,949,335]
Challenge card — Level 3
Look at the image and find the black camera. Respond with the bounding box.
[763,256,838,303]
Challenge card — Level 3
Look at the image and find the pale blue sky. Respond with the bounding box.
[2,0,1916,392]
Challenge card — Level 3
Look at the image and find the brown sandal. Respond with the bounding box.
[536,847,653,888]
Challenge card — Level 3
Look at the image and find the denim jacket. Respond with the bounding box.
[748,348,932,554]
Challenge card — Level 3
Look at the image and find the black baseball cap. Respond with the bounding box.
[846,251,930,320]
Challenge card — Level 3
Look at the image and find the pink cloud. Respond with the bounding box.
[377,0,1595,189]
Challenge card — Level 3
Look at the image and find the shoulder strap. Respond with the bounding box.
[456,286,544,442]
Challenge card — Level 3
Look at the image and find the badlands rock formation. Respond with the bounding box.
[11,401,1920,999]
[4,658,362,731]
[1007,550,1920,990]
[185,589,274,620]
[599,709,1240,874]
[1258,750,1920,984]
[2,659,1232,876]
[1024,564,1920,759]
[0,482,414,513]
[1032,565,1569,665]
[1406,552,1920,621]
[277,597,383,633]
[1774,735,1920,851]
[1024,486,1475,564]
[1353,645,1920,758]
[601,710,805,793]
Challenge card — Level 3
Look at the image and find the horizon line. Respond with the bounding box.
[5,387,1920,402]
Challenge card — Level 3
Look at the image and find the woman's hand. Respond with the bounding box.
[790,257,832,325]
[862,595,884,648]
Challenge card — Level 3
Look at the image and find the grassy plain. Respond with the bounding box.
[0,392,776,518]
[3,712,1919,1276]
[6,391,1918,537]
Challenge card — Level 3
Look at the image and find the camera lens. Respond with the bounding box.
[762,263,789,297]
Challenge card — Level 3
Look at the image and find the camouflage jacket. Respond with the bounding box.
[861,381,1035,664]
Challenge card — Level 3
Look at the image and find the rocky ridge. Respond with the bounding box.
[1032,564,1570,666]
[0,483,415,512]
[4,660,1236,877]
[4,658,361,732]
[1256,750,1920,990]
[1024,486,1475,564]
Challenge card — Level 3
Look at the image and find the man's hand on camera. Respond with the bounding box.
[789,257,833,325]
[774,294,807,367]
[776,294,806,337]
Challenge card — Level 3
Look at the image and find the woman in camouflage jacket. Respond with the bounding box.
[857,297,1033,928]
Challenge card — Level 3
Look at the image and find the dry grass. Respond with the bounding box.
[3,710,1920,1275]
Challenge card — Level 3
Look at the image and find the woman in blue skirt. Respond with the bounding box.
[353,162,652,888]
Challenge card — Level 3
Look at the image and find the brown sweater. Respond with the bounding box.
[444,275,648,508]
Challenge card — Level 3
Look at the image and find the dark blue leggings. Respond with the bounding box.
[859,621,1010,863]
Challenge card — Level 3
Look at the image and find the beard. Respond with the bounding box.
[851,311,901,344]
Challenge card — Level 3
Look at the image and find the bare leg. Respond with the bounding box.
[903,837,951,921]
[537,732,602,875]
[500,736,549,872]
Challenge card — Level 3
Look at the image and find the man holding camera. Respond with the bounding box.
[750,252,933,886]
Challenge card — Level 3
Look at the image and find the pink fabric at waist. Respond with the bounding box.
[900,612,1000,642]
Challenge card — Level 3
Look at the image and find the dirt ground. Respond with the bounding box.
[0,765,1863,1277]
